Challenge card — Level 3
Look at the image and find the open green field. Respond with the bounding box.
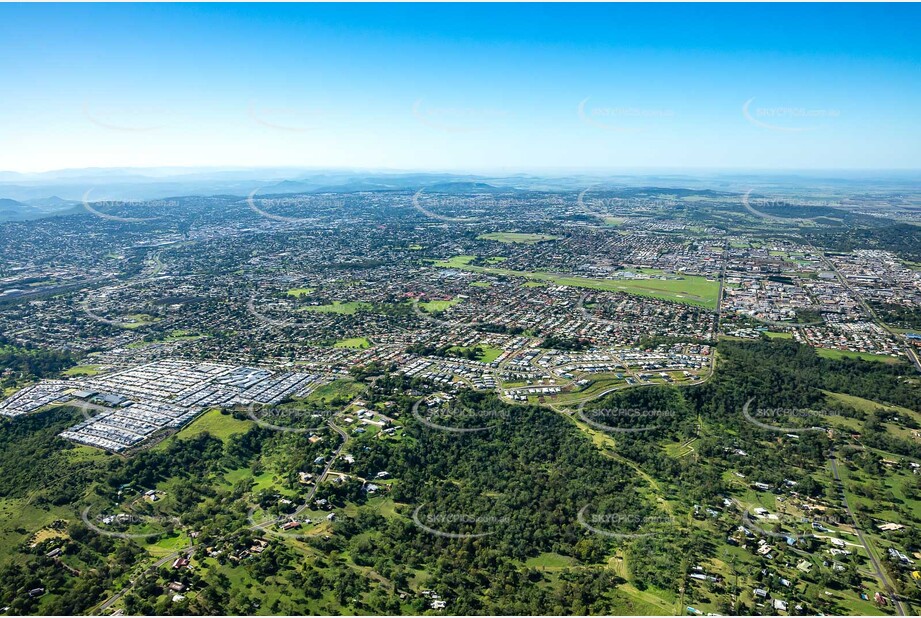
[301,301,371,314]
[419,297,462,312]
[306,379,366,405]
[286,287,315,297]
[434,255,719,308]
[169,408,253,443]
[435,254,479,268]
[333,336,371,349]
[224,466,277,493]
[764,331,793,339]
[162,329,202,341]
[0,498,72,560]
[824,390,917,417]
[815,348,902,363]
[175,408,252,442]
[62,364,103,376]
[477,232,559,244]
[120,313,160,329]
[477,345,504,363]
[127,330,202,349]
[448,344,504,364]
[524,552,577,569]
[469,280,492,287]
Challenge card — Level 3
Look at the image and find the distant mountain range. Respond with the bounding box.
[0,197,83,221]
[0,167,918,222]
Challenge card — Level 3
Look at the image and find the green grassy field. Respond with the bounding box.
[0,498,72,560]
[815,348,902,363]
[286,287,315,297]
[170,408,253,443]
[477,232,559,244]
[477,345,504,363]
[764,331,793,339]
[524,552,577,569]
[305,379,366,405]
[301,301,371,314]
[161,330,203,342]
[62,364,103,376]
[434,255,719,308]
[120,313,160,329]
[126,330,202,349]
[419,297,462,312]
[435,254,479,268]
[333,336,371,349]
[447,345,504,363]
[224,467,277,492]
[824,390,917,417]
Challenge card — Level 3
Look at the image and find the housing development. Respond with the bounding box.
[3,1,921,615]
[1,174,920,617]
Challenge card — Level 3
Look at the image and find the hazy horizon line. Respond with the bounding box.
[3,165,920,177]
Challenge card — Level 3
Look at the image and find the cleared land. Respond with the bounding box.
[419,297,462,313]
[764,331,793,339]
[333,337,371,349]
[815,348,902,363]
[477,232,559,244]
[434,255,719,309]
[169,408,253,443]
[305,379,366,405]
[301,301,371,314]
[448,345,504,364]
[62,365,103,377]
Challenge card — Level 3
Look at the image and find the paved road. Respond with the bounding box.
[250,417,351,528]
[293,420,349,516]
[95,414,354,614]
[97,548,195,613]
[829,451,908,616]
[813,244,921,374]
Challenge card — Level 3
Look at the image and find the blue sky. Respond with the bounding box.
[0,3,918,172]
